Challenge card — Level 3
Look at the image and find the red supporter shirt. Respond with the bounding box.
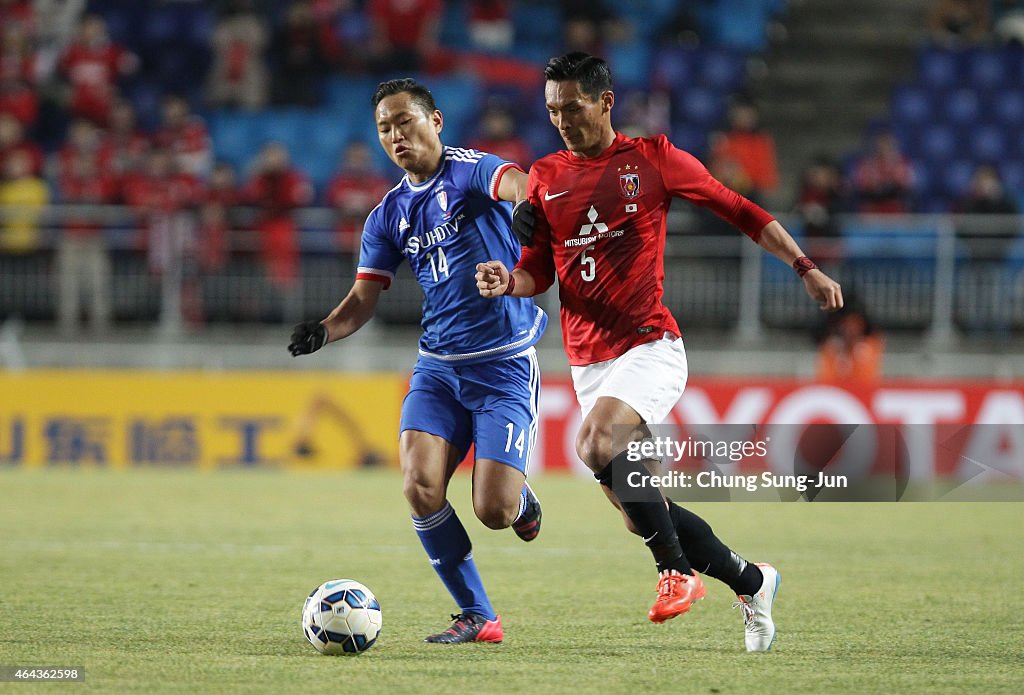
[0,82,38,126]
[712,131,779,193]
[57,142,114,181]
[518,132,774,366]
[368,0,442,46]
[325,171,393,249]
[58,171,119,236]
[123,172,202,214]
[59,42,130,124]
[0,51,37,84]
[104,131,150,176]
[154,118,211,176]
[0,141,43,176]
[244,170,313,217]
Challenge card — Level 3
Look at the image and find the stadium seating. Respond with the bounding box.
[882,45,1024,211]
[79,0,781,195]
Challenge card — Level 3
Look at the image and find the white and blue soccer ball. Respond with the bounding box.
[301,579,382,655]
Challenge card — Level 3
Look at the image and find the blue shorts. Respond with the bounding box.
[400,348,540,473]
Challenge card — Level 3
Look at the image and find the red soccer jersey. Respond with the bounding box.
[518,132,774,366]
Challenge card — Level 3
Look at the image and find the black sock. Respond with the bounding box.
[596,452,692,575]
[666,498,763,595]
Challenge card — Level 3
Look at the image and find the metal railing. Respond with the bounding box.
[1,204,1022,344]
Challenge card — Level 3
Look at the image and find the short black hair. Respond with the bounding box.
[543,52,613,100]
[371,78,437,115]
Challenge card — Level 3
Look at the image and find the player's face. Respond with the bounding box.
[375,92,444,182]
[545,80,615,158]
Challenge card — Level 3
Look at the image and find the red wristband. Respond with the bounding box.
[793,256,817,277]
[502,273,516,296]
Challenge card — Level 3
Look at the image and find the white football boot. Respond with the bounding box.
[733,562,779,652]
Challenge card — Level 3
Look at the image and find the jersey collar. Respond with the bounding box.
[404,152,448,192]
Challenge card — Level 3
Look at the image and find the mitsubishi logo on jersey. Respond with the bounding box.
[578,206,608,235]
[565,205,624,247]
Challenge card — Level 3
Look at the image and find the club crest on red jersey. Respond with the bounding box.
[618,165,640,199]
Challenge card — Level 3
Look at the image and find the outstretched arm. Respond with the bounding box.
[756,220,843,311]
[288,279,384,356]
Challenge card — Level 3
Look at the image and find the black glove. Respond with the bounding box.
[511,200,536,247]
[288,321,328,356]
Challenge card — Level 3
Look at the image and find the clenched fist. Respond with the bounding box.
[476,261,510,298]
[288,320,328,356]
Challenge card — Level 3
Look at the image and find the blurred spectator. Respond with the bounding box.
[709,101,779,203]
[0,148,49,254]
[56,118,110,183]
[367,0,444,74]
[468,0,513,53]
[467,102,533,169]
[313,0,372,72]
[271,0,331,107]
[659,5,702,47]
[33,0,88,69]
[0,23,40,85]
[561,0,627,55]
[243,142,312,289]
[0,0,36,36]
[955,164,1019,262]
[57,14,138,126]
[956,164,1019,215]
[56,148,117,334]
[103,98,150,188]
[816,300,884,386]
[928,0,991,45]
[207,0,269,110]
[198,161,238,275]
[851,131,914,214]
[325,141,393,253]
[616,90,671,139]
[795,155,845,240]
[123,148,202,275]
[0,75,38,127]
[563,16,605,56]
[154,96,212,179]
[995,0,1024,43]
[123,148,204,327]
[0,113,43,175]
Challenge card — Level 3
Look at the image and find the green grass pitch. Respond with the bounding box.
[1,468,1022,694]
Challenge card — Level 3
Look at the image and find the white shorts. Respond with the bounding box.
[570,335,688,425]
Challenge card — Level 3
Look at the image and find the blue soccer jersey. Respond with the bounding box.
[357,146,546,365]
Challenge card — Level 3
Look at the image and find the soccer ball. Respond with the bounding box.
[301,579,382,655]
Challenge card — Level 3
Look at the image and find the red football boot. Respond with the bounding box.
[648,569,706,623]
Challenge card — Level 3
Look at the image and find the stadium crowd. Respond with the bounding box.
[0,0,1021,331]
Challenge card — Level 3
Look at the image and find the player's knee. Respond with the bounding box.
[575,422,616,472]
[402,471,445,517]
[474,501,515,530]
